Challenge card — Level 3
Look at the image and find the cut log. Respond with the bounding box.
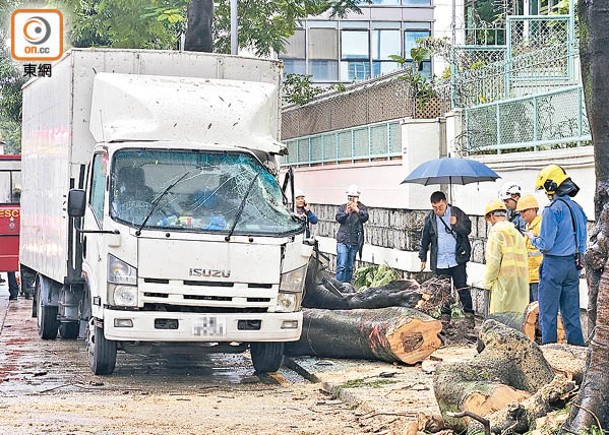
[522,302,566,343]
[487,302,566,344]
[285,307,442,364]
[434,319,555,431]
[303,258,453,313]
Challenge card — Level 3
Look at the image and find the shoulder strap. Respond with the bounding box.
[437,214,458,241]
[556,198,579,253]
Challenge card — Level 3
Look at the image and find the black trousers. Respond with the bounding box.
[8,272,19,299]
[436,263,473,314]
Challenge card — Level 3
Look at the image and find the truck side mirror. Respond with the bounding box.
[68,189,86,217]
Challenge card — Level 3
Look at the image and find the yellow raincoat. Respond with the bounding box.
[525,215,542,283]
[482,221,529,314]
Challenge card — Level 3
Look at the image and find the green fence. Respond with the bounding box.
[283,120,402,166]
[464,85,591,153]
[453,15,576,108]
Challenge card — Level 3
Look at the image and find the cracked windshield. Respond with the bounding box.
[110,149,302,235]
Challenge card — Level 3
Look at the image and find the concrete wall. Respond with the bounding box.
[288,117,595,309]
[292,117,595,218]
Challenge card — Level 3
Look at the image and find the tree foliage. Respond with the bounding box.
[282,74,323,106]
[0,0,27,152]
[211,0,367,56]
[54,0,187,49]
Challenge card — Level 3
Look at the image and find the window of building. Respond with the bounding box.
[309,60,338,81]
[340,30,370,81]
[281,29,306,76]
[405,29,431,59]
[283,59,306,76]
[309,28,338,81]
[371,29,401,77]
[403,0,431,5]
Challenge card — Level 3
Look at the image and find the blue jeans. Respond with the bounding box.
[538,256,585,345]
[336,243,358,283]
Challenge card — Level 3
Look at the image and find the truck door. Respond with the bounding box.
[82,152,109,309]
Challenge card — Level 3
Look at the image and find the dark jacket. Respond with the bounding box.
[296,207,318,238]
[418,205,472,273]
[336,202,369,246]
[507,209,526,235]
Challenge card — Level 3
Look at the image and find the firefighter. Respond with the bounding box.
[527,164,586,345]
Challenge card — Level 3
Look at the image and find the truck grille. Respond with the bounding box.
[142,303,268,314]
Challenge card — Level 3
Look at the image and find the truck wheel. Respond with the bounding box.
[37,288,59,340]
[250,342,284,373]
[59,322,80,339]
[87,320,117,375]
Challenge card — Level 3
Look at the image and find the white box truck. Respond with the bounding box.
[20,48,312,375]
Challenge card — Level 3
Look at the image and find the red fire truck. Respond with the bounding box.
[0,155,21,278]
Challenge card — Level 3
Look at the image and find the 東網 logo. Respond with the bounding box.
[11,9,64,61]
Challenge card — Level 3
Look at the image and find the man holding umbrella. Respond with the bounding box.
[419,191,474,328]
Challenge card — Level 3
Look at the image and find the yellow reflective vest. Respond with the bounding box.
[482,221,529,314]
[525,215,542,284]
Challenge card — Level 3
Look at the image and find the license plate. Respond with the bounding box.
[192,316,226,337]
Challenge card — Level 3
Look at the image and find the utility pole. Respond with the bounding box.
[230,0,238,55]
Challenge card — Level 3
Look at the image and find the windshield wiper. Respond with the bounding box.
[225,173,259,241]
[135,171,190,236]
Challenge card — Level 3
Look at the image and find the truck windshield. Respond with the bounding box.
[110,149,303,236]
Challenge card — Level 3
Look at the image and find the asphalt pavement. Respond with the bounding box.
[0,277,477,432]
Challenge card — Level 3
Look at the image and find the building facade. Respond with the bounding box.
[278,0,463,84]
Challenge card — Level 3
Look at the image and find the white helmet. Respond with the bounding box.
[498,182,522,200]
[345,184,361,196]
[294,189,305,198]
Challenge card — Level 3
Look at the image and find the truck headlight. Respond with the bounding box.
[108,254,137,285]
[112,285,138,307]
[279,264,308,294]
[276,292,303,312]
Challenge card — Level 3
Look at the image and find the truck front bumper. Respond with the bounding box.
[103,309,303,342]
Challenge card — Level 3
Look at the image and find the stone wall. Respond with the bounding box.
[310,203,490,267]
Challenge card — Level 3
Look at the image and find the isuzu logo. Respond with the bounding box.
[189,268,231,278]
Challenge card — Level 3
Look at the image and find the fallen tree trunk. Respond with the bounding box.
[434,319,555,431]
[285,307,442,364]
[303,258,453,313]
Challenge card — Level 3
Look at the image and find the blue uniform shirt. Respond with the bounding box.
[436,207,457,269]
[530,196,587,256]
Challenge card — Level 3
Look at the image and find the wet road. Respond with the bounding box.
[0,296,307,396]
[0,287,371,435]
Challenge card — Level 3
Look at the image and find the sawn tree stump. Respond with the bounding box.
[433,319,555,431]
[285,306,442,364]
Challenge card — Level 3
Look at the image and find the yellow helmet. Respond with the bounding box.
[515,194,539,212]
[484,199,507,221]
[535,164,569,194]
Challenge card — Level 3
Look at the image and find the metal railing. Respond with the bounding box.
[282,120,402,166]
[452,15,577,109]
[464,85,591,153]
